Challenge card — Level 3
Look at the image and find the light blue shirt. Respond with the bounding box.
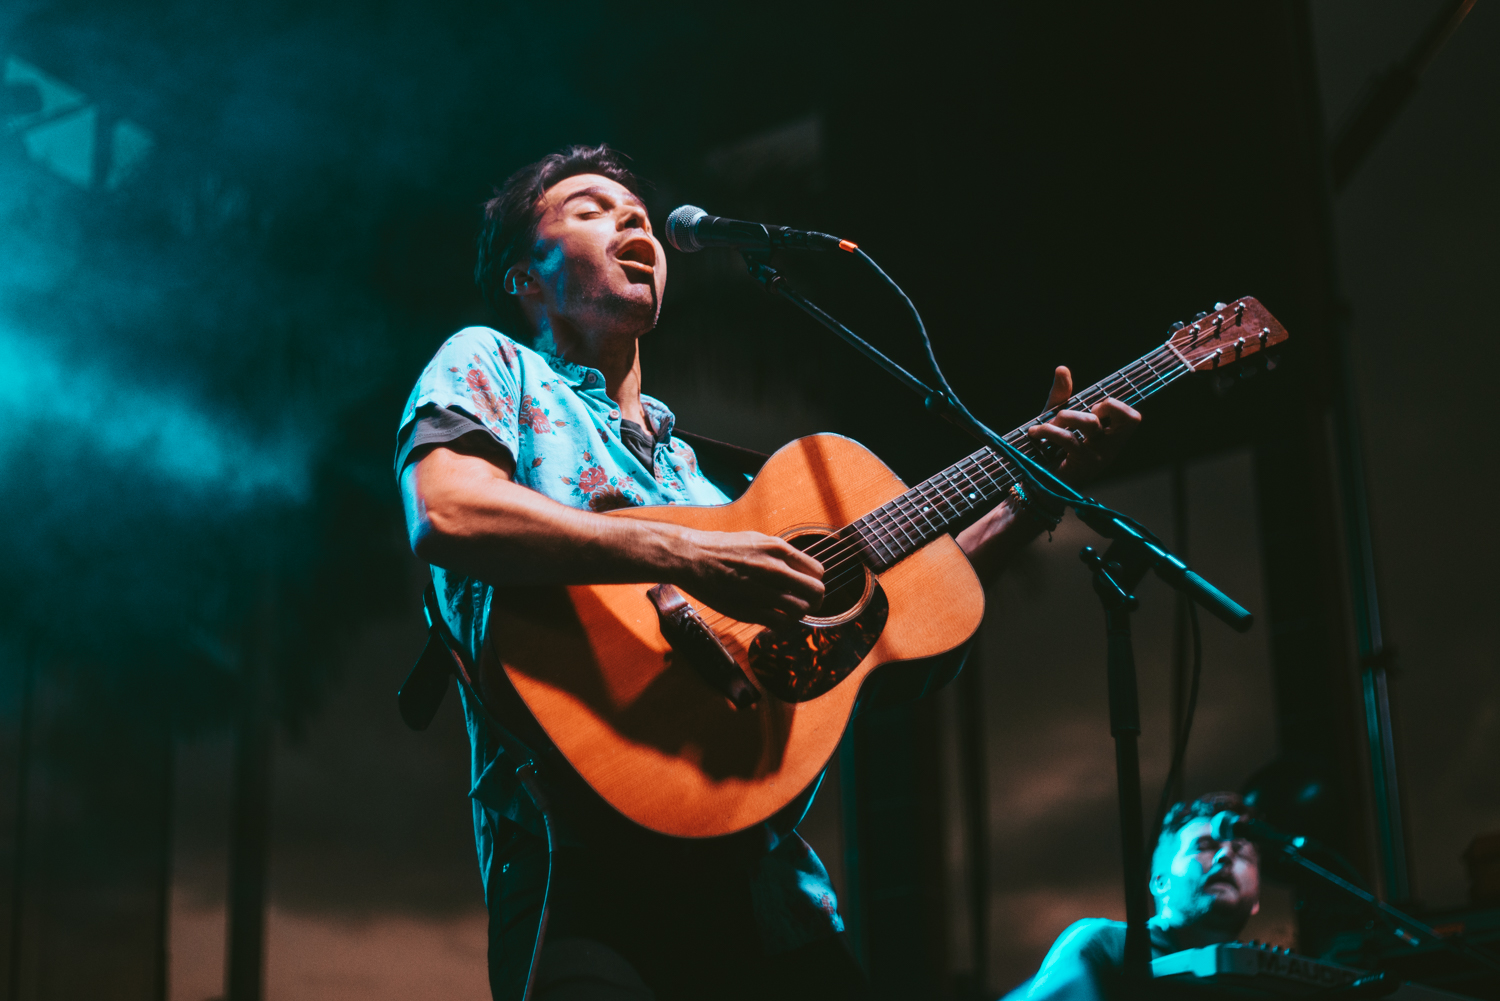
[397,325,843,953]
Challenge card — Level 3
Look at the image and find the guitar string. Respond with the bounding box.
[792,349,1188,596]
[695,392,1154,632]
[805,371,1167,583]
[695,439,1088,637]
[689,345,1198,634]
[796,347,1189,579]
[805,344,1181,568]
[685,320,1266,635]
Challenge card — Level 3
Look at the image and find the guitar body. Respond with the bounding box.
[481,296,1292,840]
[487,433,986,839]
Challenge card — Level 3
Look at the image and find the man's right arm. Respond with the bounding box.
[401,439,823,629]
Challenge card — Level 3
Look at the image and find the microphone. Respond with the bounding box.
[1209,811,1306,849]
[664,205,856,254]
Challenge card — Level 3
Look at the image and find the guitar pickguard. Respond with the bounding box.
[748,584,889,703]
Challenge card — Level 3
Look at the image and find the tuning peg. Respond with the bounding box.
[1169,321,1185,333]
[1214,301,1227,310]
[1193,310,1209,321]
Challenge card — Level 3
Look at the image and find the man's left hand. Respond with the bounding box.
[1025,365,1141,483]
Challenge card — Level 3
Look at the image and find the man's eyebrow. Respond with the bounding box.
[557,185,646,212]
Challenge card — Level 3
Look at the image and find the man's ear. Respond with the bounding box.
[1149,873,1168,896]
[503,263,536,297]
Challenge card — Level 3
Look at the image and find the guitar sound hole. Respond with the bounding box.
[788,530,869,621]
[749,584,889,703]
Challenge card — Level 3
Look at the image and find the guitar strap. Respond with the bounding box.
[672,430,767,501]
[398,579,541,762]
[397,431,769,733]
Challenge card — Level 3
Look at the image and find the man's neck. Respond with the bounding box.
[1147,914,1241,951]
[532,318,648,429]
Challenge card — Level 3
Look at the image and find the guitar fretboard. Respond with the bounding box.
[848,344,1190,570]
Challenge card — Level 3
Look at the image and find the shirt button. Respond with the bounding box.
[608,409,620,419]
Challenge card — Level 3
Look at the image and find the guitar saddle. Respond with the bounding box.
[646,584,760,711]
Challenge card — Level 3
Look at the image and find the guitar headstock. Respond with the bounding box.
[1165,297,1290,373]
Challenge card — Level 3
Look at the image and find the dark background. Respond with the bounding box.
[0,1,1495,998]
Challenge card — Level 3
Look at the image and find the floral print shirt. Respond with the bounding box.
[396,325,843,954]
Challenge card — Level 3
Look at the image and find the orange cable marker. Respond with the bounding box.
[838,239,858,252]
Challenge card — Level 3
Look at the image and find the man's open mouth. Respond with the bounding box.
[616,239,657,272]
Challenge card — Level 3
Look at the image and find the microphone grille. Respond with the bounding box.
[665,204,708,253]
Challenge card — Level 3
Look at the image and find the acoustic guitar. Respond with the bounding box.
[487,297,1289,838]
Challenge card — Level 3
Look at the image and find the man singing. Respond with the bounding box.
[397,144,1140,1000]
[1006,792,1263,1001]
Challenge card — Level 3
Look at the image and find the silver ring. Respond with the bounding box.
[1070,428,1087,444]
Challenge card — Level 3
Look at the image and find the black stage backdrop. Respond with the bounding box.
[0,1,1494,998]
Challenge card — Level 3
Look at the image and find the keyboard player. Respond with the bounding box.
[1005,792,1262,1000]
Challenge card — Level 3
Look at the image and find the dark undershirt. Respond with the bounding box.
[395,404,660,477]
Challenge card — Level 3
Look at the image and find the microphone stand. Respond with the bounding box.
[743,251,1255,983]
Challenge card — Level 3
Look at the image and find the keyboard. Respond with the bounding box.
[1151,942,1479,998]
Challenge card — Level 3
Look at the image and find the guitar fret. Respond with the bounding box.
[970,454,1005,498]
[857,518,897,568]
[941,469,970,518]
[905,487,943,535]
[841,342,1201,575]
[906,486,942,531]
[885,498,922,551]
[938,467,972,518]
[955,459,988,508]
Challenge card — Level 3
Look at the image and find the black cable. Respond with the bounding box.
[852,247,956,400]
[514,765,555,1001]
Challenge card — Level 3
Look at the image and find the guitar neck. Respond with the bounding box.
[849,344,1191,570]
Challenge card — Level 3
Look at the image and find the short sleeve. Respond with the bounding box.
[1005,918,1123,1000]
[398,326,523,468]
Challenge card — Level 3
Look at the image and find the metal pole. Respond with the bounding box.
[226,580,275,1001]
[956,637,989,995]
[6,643,37,1001]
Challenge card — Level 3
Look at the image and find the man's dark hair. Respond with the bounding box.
[1152,791,1251,876]
[474,144,642,340]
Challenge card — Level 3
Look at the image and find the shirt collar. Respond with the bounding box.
[535,344,676,440]
[534,345,602,389]
[641,395,676,442]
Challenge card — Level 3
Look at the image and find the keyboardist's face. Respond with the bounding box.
[1151,818,1261,936]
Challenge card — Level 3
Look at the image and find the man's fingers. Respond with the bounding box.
[1051,410,1104,439]
[1093,398,1142,439]
[773,541,825,581]
[1027,422,1083,460]
[1045,366,1073,410]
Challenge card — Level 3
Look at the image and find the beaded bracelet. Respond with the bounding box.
[1008,481,1063,534]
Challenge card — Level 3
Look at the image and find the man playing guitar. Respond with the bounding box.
[396,144,1140,1000]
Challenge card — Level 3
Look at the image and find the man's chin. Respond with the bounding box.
[1197,891,1256,932]
[589,289,660,335]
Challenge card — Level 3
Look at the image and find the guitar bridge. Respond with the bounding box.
[646,584,760,710]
